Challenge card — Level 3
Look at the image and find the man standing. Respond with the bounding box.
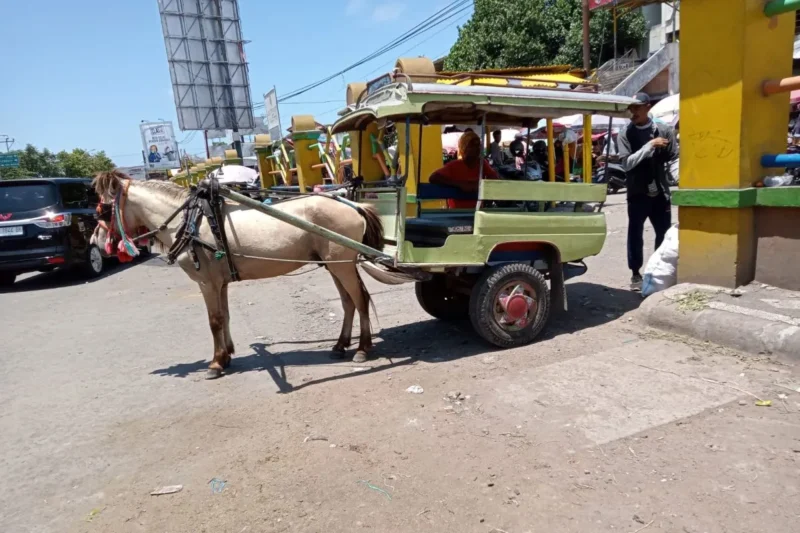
[618,93,678,291]
[489,130,504,167]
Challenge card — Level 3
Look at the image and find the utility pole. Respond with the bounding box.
[582,0,592,75]
[0,135,15,152]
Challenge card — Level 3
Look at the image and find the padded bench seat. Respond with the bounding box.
[404,214,475,248]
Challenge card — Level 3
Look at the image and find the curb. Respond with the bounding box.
[638,284,800,360]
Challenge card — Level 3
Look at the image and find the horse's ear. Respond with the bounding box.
[92,170,127,200]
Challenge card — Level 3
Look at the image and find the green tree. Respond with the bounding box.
[444,0,647,71]
[0,144,64,180]
[20,145,64,177]
[57,149,114,177]
[0,144,116,180]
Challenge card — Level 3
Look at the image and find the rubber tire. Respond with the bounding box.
[415,278,470,320]
[469,263,550,348]
[82,245,105,278]
[0,272,16,287]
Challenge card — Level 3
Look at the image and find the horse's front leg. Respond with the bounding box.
[199,282,229,380]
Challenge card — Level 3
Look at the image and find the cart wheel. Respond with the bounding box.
[415,278,469,320]
[469,263,550,348]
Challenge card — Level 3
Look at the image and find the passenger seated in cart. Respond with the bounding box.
[429,130,497,208]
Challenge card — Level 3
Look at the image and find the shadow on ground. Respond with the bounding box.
[150,282,641,392]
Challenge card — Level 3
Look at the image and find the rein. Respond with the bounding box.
[113,180,140,260]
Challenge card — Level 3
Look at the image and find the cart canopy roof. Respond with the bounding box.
[331,73,637,134]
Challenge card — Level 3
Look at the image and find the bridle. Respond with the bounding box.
[96,179,187,263]
[101,177,241,281]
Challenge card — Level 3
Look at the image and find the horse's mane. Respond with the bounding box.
[134,179,189,201]
[93,170,188,201]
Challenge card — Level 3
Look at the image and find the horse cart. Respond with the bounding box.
[222,72,636,348]
[95,70,635,377]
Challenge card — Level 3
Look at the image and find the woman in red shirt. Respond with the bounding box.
[429,130,497,208]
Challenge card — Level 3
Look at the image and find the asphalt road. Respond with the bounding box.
[2,195,798,533]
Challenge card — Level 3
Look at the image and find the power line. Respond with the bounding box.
[251,4,471,112]
[360,13,470,79]
[270,13,471,124]
[299,12,469,110]
[279,0,471,101]
[276,0,473,103]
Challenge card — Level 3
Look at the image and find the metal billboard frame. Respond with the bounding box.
[158,0,256,132]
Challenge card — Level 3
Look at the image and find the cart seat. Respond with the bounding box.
[417,183,478,201]
[405,214,474,248]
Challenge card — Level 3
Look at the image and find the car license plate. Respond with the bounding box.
[0,226,23,237]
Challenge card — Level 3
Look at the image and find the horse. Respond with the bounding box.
[92,170,384,379]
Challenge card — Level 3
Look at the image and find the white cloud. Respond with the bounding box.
[372,2,407,22]
[346,0,366,15]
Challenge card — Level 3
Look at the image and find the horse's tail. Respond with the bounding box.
[355,203,384,252]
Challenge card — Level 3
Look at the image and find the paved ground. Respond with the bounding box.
[2,195,799,533]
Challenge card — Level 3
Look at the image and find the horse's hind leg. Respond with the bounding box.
[199,282,229,379]
[220,283,235,362]
[329,274,355,359]
[328,263,372,363]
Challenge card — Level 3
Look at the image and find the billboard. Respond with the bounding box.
[158,0,255,131]
[119,166,148,180]
[140,121,179,171]
[264,88,282,141]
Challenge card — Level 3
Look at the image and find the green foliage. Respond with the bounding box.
[0,145,115,180]
[57,149,114,178]
[444,0,648,71]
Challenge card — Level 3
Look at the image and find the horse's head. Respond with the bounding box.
[91,170,142,259]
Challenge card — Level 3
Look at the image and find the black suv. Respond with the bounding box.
[0,178,106,286]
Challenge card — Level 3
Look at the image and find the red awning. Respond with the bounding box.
[590,0,617,9]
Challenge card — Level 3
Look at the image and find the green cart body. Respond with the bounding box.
[330,73,636,347]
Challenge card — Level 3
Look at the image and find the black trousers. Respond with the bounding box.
[627,194,672,274]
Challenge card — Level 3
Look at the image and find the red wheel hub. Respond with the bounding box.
[497,284,537,329]
[504,294,529,321]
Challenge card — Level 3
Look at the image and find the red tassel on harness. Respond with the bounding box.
[117,240,135,263]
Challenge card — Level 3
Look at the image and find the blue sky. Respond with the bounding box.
[2,0,471,167]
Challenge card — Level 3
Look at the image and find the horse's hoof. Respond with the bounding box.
[353,351,368,363]
[206,368,223,380]
[330,350,347,360]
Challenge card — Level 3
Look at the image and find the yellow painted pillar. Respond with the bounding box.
[346,83,385,183]
[205,156,224,177]
[222,149,242,166]
[291,115,324,191]
[191,164,206,185]
[394,57,445,216]
[546,119,556,182]
[675,0,794,287]
[254,134,278,188]
[582,115,592,183]
[396,122,446,216]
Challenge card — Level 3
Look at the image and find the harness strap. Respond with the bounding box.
[165,179,240,282]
